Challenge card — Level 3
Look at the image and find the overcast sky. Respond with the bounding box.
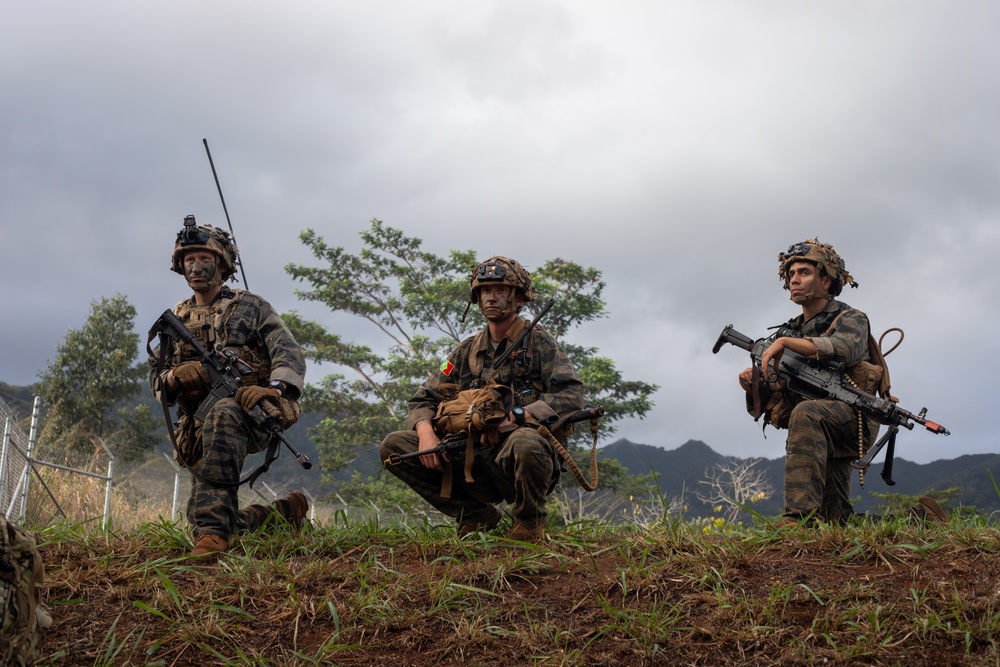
[2,2,996,467]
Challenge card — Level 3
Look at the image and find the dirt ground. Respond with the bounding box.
[37,528,1000,666]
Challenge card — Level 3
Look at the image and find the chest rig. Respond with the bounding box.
[171,289,270,387]
[468,326,539,408]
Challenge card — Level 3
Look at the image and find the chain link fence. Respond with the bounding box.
[0,395,38,524]
[0,394,356,531]
[2,393,690,533]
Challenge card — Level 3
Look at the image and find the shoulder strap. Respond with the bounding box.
[211,289,246,348]
[823,307,892,398]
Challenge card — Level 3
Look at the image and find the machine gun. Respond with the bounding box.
[713,324,949,486]
[148,309,312,487]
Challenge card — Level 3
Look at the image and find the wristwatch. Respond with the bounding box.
[512,406,526,426]
[268,380,286,397]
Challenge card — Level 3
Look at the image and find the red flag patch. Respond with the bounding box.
[440,359,455,376]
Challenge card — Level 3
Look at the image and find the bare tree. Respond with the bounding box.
[696,458,775,522]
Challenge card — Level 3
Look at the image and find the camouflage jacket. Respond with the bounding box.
[405,315,584,431]
[785,298,870,368]
[149,286,306,417]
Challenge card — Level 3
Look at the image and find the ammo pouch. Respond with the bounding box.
[762,387,796,430]
[432,382,513,498]
[746,372,797,431]
[847,360,883,395]
[173,414,202,467]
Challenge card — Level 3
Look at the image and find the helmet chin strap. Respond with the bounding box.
[790,290,830,304]
[496,292,517,319]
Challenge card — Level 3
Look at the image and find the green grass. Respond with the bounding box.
[33,509,1000,667]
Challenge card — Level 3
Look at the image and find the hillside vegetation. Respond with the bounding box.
[38,513,1000,666]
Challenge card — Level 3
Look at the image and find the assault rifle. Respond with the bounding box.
[713,324,949,486]
[383,406,605,466]
[147,309,312,487]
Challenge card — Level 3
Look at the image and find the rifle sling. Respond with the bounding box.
[750,364,764,421]
[438,431,477,500]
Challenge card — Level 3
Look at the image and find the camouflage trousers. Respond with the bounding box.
[783,399,878,524]
[379,427,558,528]
[186,398,278,541]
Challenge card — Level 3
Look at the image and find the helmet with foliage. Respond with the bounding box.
[469,255,535,303]
[777,238,857,296]
[170,215,239,281]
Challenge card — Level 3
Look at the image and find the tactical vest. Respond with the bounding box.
[171,288,271,387]
[467,319,542,408]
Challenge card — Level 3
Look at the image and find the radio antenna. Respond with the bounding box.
[202,138,249,290]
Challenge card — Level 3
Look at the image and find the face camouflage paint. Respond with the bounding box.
[184,254,219,292]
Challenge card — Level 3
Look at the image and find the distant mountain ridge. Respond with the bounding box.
[603,438,1000,517]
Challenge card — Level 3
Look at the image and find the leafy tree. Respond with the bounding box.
[284,220,658,492]
[36,294,157,461]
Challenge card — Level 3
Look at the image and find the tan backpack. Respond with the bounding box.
[0,516,52,666]
[432,382,513,497]
[432,382,513,437]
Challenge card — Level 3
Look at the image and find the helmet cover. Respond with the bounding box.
[469,255,535,303]
[777,238,857,296]
[170,215,239,282]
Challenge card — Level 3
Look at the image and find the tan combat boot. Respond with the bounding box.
[190,533,228,559]
[275,491,309,529]
[457,506,502,537]
[911,496,949,523]
[507,521,545,542]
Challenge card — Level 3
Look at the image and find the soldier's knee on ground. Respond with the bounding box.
[274,491,309,529]
[908,496,949,523]
[240,503,274,531]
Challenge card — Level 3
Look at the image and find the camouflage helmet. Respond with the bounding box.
[777,238,857,296]
[170,215,239,281]
[469,255,535,303]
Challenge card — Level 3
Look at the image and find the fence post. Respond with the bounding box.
[0,418,11,503]
[161,452,183,522]
[19,397,42,522]
[99,439,115,531]
[302,488,316,524]
[260,482,277,503]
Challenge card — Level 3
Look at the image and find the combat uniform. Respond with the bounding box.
[777,298,879,524]
[380,314,584,529]
[150,285,307,542]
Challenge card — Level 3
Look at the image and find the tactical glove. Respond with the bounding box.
[235,385,281,412]
[172,361,210,395]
